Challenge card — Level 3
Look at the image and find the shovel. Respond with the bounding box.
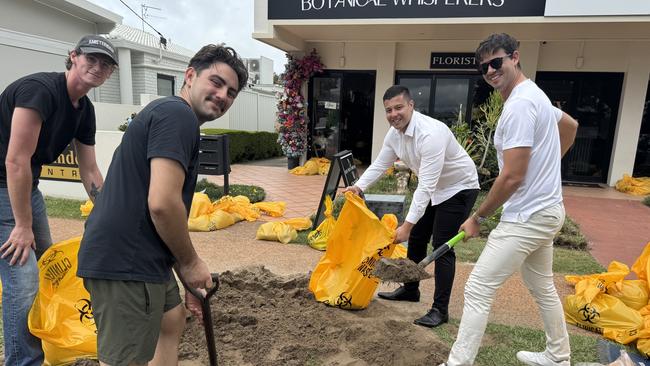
[179,273,220,366]
[374,231,466,283]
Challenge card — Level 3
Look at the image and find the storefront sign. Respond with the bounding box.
[430,53,477,70]
[545,0,650,16]
[269,0,546,19]
[40,144,81,182]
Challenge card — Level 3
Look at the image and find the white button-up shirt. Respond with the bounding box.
[356,111,479,224]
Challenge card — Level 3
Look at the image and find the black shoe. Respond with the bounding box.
[377,286,420,302]
[414,308,448,328]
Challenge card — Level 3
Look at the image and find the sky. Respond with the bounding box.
[86,0,288,74]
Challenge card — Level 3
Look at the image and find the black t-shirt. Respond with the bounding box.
[78,96,200,283]
[0,72,96,188]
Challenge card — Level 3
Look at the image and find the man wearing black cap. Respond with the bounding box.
[0,34,117,365]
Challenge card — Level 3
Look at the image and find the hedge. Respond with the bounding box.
[201,128,283,164]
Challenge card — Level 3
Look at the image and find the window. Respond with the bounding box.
[157,74,175,96]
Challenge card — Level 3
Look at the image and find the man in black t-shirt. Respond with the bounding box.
[78,45,248,366]
[0,34,117,366]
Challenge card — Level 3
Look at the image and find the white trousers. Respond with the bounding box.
[446,203,571,365]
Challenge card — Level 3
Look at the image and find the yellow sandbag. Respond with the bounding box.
[282,217,312,231]
[189,192,214,219]
[253,201,286,217]
[28,237,97,365]
[565,261,630,302]
[290,159,320,175]
[213,195,260,222]
[188,214,215,232]
[316,157,331,175]
[210,210,236,230]
[308,191,398,310]
[634,306,650,357]
[307,195,336,251]
[564,292,643,344]
[255,222,297,244]
[631,242,650,281]
[79,200,93,217]
[615,174,650,196]
[607,280,649,311]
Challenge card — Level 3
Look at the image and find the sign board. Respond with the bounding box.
[198,134,231,195]
[269,0,546,20]
[313,150,359,230]
[545,0,650,16]
[40,144,81,182]
[430,53,477,70]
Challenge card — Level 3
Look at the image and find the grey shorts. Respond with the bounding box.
[83,277,182,366]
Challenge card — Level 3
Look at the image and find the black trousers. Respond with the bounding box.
[403,189,479,314]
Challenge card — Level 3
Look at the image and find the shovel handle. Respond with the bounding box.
[418,231,465,269]
[179,273,220,301]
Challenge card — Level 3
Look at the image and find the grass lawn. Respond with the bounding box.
[44,196,86,220]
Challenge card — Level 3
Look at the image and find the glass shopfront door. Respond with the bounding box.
[634,80,650,177]
[536,72,623,184]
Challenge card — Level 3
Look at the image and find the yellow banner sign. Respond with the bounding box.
[40,144,81,182]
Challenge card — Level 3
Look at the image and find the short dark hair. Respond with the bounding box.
[475,33,521,69]
[64,48,82,70]
[383,85,412,101]
[184,44,249,92]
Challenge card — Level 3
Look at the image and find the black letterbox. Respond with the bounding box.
[198,134,230,195]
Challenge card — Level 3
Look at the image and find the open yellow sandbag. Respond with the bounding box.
[255,222,297,244]
[564,292,643,345]
[213,195,260,221]
[634,306,650,357]
[79,200,93,217]
[289,157,331,176]
[565,261,630,301]
[188,214,215,232]
[282,217,312,231]
[189,192,214,218]
[391,243,407,259]
[615,174,650,196]
[308,192,398,310]
[253,201,286,217]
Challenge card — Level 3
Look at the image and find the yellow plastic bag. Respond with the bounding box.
[79,200,93,217]
[308,192,398,310]
[253,201,286,217]
[210,210,236,230]
[307,195,336,251]
[564,292,643,344]
[188,215,215,232]
[631,242,650,281]
[282,217,312,231]
[634,306,650,357]
[189,192,214,218]
[289,157,330,176]
[391,243,407,259]
[28,237,97,365]
[255,222,297,244]
[615,174,650,196]
[607,280,649,311]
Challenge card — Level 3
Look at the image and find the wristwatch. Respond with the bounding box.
[473,213,487,225]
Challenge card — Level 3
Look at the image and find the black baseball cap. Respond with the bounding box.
[76,35,118,65]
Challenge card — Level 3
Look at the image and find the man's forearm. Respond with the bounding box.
[475,174,522,218]
[149,198,198,266]
[5,161,33,228]
[79,165,104,202]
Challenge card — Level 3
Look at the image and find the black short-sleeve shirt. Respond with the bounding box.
[78,96,200,283]
[0,72,96,188]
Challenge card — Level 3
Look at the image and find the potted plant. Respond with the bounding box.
[276,49,324,169]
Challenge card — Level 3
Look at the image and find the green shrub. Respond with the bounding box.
[554,216,589,250]
[643,196,650,207]
[201,129,283,163]
[194,179,265,203]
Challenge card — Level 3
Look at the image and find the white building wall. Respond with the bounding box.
[259,56,275,85]
[93,102,145,131]
[96,71,121,104]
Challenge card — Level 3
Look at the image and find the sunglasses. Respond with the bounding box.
[478,54,512,75]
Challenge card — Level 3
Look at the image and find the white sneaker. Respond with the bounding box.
[516,351,570,366]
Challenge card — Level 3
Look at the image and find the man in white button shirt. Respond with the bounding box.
[344,85,479,328]
[442,33,578,366]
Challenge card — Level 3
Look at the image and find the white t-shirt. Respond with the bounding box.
[356,111,479,224]
[494,79,564,223]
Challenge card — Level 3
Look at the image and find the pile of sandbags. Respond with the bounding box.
[615,174,650,196]
[289,157,330,176]
[564,242,650,357]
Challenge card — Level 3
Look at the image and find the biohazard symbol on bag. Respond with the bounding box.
[578,304,600,324]
[28,237,97,365]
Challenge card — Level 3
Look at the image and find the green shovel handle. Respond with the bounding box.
[418,231,466,268]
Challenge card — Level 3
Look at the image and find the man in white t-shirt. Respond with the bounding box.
[344,85,479,328]
[441,34,579,366]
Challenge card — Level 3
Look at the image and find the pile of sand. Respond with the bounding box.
[180,266,448,365]
[74,266,449,365]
